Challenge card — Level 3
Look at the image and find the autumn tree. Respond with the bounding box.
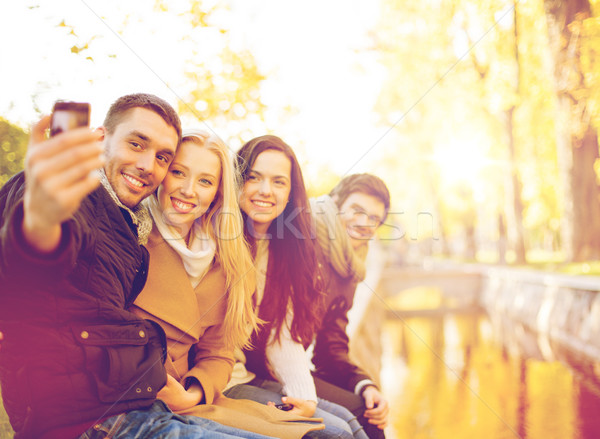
[458,0,529,263]
[0,1,268,184]
[165,0,267,147]
[543,0,600,261]
[178,45,266,148]
[371,1,468,257]
[371,0,563,263]
[371,0,519,260]
[0,119,27,187]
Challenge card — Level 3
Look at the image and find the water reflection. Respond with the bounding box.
[382,304,600,439]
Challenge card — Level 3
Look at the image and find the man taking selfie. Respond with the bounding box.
[0,93,271,439]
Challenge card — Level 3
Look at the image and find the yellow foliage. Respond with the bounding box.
[0,119,28,187]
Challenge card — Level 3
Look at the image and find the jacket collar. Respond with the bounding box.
[134,226,215,341]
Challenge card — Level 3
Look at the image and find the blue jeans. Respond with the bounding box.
[317,397,368,439]
[313,376,385,439]
[224,379,365,439]
[79,400,276,439]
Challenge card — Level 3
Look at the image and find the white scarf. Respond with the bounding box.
[147,195,216,288]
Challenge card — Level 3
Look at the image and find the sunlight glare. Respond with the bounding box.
[432,139,488,187]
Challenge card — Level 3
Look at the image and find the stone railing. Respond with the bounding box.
[480,267,600,361]
[379,258,600,362]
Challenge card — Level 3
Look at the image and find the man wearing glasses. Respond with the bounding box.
[311,174,391,439]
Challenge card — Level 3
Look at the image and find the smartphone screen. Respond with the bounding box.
[50,101,90,137]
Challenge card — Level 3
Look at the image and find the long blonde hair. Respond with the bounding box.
[182,128,259,349]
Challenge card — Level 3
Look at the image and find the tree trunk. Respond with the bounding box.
[505,107,528,264]
[543,0,600,261]
[572,126,600,260]
[427,168,451,256]
[498,213,507,264]
[505,2,527,264]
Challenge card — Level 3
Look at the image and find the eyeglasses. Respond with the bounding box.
[348,205,383,227]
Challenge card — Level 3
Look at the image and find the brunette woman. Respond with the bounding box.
[224,135,367,439]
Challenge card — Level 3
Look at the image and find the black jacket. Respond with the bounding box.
[0,172,167,438]
[311,263,372,393]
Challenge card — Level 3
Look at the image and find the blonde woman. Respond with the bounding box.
[131,129,322,438]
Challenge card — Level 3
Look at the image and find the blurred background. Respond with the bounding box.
[2,0,599,271]
[2,1,600,438]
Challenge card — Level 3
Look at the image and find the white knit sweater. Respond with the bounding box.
[226,239,318,402]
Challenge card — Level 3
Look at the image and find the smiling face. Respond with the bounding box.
[239,149,292,236]
[102,107,179,209]
[157,140,221,231]
[337,192,386,249]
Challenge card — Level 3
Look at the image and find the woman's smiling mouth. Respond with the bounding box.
[252,199,274,208]
[171,197,196,213]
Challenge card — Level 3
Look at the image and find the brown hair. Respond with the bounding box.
[236,135,324,345]
[330,173,391,223]
[103,93,182,144]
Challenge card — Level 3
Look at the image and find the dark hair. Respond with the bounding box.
[103,93,182,144]
[330,173,391,223]
[236,135,323,345]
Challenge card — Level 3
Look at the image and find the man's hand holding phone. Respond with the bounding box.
[22,102,103,253]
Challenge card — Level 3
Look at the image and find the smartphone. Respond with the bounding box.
[50,101,90,137]
[275,403,293,411]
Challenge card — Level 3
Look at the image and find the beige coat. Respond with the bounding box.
[132,226,323,438]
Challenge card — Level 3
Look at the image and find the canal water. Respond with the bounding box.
[380,303,600,439]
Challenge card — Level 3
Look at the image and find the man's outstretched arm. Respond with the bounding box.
[21,116,103,253]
